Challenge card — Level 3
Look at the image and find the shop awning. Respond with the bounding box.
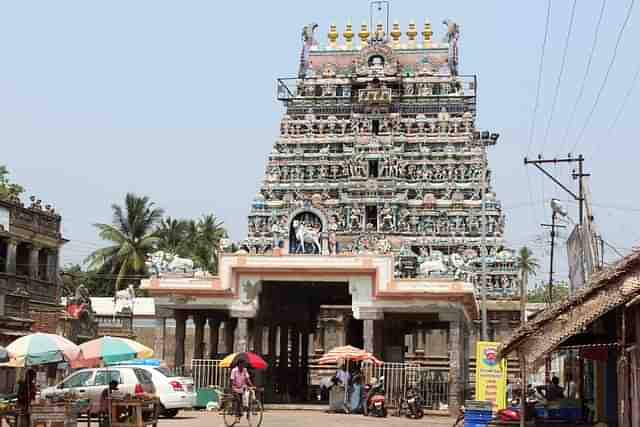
[499,248,640,365]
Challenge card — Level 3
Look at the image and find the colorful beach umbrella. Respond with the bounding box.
[220,352,268,369]
[318,345,382,365]
[6,333,81,367]
[79,336,153,366]
[0,347,11,364]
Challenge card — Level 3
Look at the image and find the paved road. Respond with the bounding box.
[162,411,455,427]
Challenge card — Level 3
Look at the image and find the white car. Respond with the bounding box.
[41,367,155,414]
[119,365,196,418]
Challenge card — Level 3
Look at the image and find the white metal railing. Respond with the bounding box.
[361,361,449,410]
[191,359,230,389]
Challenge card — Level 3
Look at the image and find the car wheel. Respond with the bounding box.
[161,409,178,418]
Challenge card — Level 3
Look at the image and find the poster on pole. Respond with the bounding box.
[475,341,507,409]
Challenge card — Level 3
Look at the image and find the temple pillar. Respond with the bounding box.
[174,311,187,370]
[193,314,206,360]
[29,244,40,279]
[234,318,249,352]
[252,321,263,354]
[222,320,235,354]
[301,329,310,395]
[313,323,324,353]
[415,321,425,358]
[363,320,374,353]
[374,320,384,357]
[208,318,220,358]
[290,326,300,368]
[279,324,289,369]
[448,318,465,416]
[46,249,58,283]
[268,325,277,358]
[5,239,17,275]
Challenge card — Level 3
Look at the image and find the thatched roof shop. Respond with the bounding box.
[500,248,640,364]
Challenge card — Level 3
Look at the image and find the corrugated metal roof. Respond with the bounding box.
[61,297,156,317]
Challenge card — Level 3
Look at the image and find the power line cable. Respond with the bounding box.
[527,0,553,156]
[570,0,636,153]
[561,0,607,152]
[541,0,578,154]
[592,60,640,159]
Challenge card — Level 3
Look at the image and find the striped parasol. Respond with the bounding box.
[317,345,382,365]
[6,333,81,367]
[78,336,154,367]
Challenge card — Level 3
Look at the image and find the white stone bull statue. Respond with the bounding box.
[168,255,195,273]
[419,251,447,275]
[114,284,135,315]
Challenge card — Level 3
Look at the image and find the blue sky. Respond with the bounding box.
[2,0,638,284]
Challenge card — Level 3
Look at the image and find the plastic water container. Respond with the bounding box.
[464,408,493,427]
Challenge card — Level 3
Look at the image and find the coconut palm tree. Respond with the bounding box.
[190,214,226,274]
[156,216,188,256]
[517,246,539,324]
[86,193,164,293]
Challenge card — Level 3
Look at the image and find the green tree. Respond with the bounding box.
[156,216,189,256]
[517,246,539,323]
[528,281,570,304]
[0,165,25,199]
[85,193,163,293]
[61,264,113,297]
[184,214,226,274]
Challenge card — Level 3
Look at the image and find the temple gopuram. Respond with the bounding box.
[143,18,520,411]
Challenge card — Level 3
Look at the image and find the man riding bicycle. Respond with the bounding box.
[230,360,254,423]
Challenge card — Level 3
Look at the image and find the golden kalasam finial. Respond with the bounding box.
[328,23,338,48]
[406,21,418,44]
[359,22,370,44]
[343,22,354,44]
[375,22,385,40]
[391,21,402,43]
[422,20,433,47]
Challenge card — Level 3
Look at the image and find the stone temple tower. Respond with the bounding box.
[243,20,518,299]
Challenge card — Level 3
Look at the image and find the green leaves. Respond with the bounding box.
[85,193,164,293]
[155,214,226,274]
[86,192,229,295]
[0,165,25,199]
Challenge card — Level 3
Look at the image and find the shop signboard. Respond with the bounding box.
[475,341,507,409]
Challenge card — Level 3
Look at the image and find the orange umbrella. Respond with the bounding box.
[318,345,382,365]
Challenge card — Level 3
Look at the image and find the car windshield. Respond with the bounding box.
[153,367,176,377]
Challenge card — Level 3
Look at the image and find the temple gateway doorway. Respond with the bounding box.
[256,280,355,403]
[289,211,323,254]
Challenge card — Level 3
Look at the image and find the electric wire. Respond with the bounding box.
[570,0,636,153]
[526,0,553,156]
[561,0,607,153]
[541,0,578,154]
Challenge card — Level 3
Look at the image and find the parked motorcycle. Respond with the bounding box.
[403,385,425,419]
[363,376,387,417]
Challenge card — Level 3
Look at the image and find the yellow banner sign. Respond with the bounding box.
[475,341,507,409]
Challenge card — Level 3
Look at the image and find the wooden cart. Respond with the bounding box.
[30,403,82,427]
[108,398,159,427]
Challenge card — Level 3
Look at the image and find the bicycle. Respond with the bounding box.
[221,387,263,427]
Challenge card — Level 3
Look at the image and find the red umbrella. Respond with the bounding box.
[220,352,268,370]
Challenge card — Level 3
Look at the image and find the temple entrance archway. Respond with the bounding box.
[256,280,353,403]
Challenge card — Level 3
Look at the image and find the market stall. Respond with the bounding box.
[6,333,82,427]
[107,396,159,427]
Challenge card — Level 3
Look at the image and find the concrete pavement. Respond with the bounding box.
[162,410,455,427]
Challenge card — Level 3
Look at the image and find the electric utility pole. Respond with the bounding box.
[523,155,589,225]
[480,139,489,341]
